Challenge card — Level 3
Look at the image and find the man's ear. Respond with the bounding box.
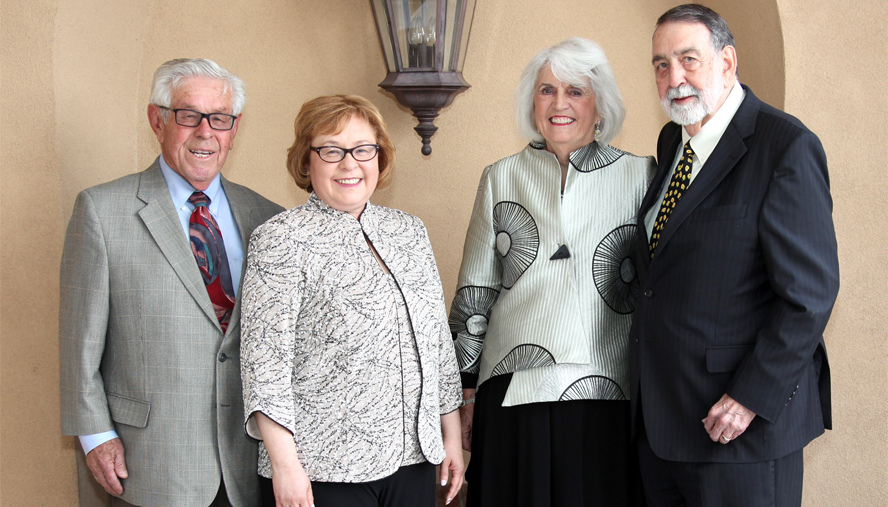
[147,104,165,142]
[229,114,241,142]
[720,45,738,83]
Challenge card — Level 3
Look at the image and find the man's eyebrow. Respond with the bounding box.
[652,46,701,64]
[175,103,231,114]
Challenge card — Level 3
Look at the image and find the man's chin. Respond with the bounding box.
[666,106,705,126]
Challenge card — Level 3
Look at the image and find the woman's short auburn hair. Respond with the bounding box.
[286,95,396,193]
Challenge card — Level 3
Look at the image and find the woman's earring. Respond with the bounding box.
[594,122,602,139]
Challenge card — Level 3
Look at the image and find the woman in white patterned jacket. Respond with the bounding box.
[450,38,656,506]
[240,95,463,507]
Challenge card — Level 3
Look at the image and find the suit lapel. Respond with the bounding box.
[221,177,260,338]
[641,127,682,222]
[137,160,221,330]
[223,178,259,250]
[650,88,760,259]
[637,124,681,268]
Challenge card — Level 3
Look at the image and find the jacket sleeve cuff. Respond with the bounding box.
[460,372,479,390]
[79,430,119,455]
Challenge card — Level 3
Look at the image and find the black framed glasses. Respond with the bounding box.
[158,106,237,131]
[310,144,381,163]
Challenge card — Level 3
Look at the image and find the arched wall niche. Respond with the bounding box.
[706,0,785,110]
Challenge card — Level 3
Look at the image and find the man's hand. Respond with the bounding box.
[85,438,128,495]
[459,388,475,452]
[702,393,756,444]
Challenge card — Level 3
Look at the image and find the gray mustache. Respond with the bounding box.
[666,84,701,101]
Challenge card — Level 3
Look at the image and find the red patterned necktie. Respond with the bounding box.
[649,141,694,258]
[189,191,235,332]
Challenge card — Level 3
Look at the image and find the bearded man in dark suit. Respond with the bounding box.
[630,5,840,506]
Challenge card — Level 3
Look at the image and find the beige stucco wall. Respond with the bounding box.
[776,0,888,504]
[1,0,884,505]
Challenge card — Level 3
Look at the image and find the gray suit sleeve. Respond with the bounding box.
[59,190,114,435]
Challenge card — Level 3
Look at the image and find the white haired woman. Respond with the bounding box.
[450,38,655,506]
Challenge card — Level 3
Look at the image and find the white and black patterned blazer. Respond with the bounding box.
[240,193,461,482]
[451,141,655,407]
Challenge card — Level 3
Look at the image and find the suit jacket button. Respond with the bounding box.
[644,289,653,297]
[219,353,228,362]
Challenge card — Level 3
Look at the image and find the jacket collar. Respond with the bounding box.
[305,191,380,229]
[529,139,626,173]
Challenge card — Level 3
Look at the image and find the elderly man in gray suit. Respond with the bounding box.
[59,58,283,507]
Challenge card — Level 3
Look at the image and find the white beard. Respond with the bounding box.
[661,81,724,126]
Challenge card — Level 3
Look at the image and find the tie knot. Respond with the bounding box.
[684,141,694,157]
[189,191,210,208]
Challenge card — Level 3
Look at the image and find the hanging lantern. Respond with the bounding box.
[370,0,476,155]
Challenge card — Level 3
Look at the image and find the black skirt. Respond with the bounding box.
[466,373,645,507]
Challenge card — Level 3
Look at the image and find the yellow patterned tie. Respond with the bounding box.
[649,142,694,258]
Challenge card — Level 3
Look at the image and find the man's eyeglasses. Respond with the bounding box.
[310,144,381,163]
[158,106,237,131]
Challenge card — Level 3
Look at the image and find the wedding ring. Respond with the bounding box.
[721,434,732,442]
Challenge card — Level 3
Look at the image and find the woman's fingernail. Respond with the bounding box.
[441,479,447,486]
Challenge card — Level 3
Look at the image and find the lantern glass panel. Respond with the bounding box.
[453,0,475,71]
[388,0,436,70]
[371,0,397,71]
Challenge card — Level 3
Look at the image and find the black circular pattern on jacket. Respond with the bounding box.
[493,201,539,289]
[592,225,639,314]
[490,344,555,378]
[559,375,626,401]
[450,286,499,374]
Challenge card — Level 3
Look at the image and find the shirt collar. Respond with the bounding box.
[682,81,746,167]
[158,154,224,213]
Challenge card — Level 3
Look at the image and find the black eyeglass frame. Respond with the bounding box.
[309,144,382,163]
[157,106,238,131]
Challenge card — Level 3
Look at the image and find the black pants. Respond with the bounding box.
[637,431,804,507]
[261,462,435,507]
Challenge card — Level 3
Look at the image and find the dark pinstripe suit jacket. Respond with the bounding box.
[629,87,839,463]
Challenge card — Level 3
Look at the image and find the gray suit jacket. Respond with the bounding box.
[60,159,283,507]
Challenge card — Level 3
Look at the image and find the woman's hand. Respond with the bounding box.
[271,461,314,507]
[458,388,475,451]
[254,412,315,507]
[440,411,466,505]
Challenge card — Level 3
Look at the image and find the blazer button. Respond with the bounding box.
[644,289,653,298]
[219,353,228,363]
